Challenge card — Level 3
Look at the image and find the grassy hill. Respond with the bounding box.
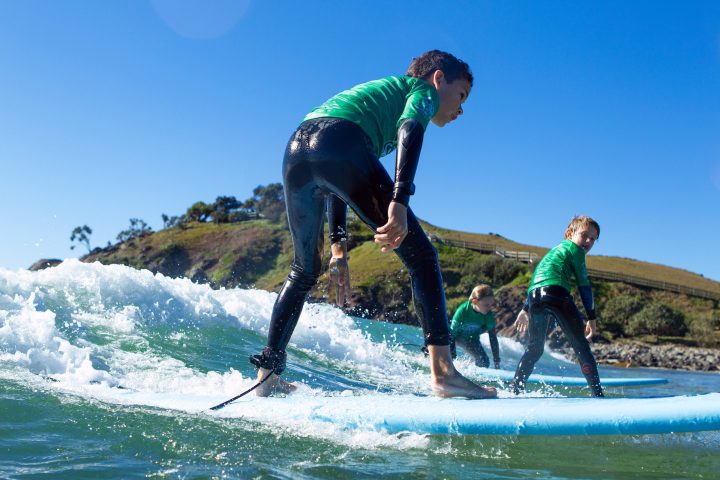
[80,217,720,347]
[421,221,720,296]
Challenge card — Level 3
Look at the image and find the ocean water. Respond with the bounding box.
[1,260,719,479]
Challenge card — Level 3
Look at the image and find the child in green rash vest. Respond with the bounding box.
[511,215,604,397]
[250,50,497,400]
[450,285,500,369]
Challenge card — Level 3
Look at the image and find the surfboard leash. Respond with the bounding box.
[209,370,273,411]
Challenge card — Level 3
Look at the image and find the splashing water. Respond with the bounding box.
[1,260,719,478]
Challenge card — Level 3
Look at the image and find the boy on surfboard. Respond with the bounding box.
[450,285,501,369]
[511,215,604,397]
[249,50,497,400]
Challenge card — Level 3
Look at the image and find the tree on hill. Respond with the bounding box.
[70,225,93,253]
[243,183,285,222]
[186,201,214,223]
[161,213,187,229]
[117,218,153,243]
[212,195,242,223]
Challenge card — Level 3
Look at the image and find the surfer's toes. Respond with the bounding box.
[476,386,498,399]
[275,378,298,394]
[432,383,497,400]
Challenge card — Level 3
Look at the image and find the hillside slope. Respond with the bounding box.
[74,218,719,354]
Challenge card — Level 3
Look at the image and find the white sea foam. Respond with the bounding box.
[0,260,434,445]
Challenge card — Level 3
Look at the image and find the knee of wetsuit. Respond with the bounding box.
[525,343,546,362]
[287,265,320,291]
[424,331,451,347]
[413,241,439,266]
[401,238,439,274]
[249,346,287,375]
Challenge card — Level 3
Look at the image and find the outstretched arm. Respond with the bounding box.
[375,118,424,252]
[327,195,351,306]
[488,330,500,369]
[578,285,598,341]
[327,194,347,244]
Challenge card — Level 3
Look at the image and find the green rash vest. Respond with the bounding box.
[529,239,591,293]
[303,76,439,158]
[450,301,496,341]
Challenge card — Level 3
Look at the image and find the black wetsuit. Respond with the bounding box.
[250,116,452,374]
[512,286,604,397]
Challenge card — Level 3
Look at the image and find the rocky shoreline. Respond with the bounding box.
[557,341,720,372]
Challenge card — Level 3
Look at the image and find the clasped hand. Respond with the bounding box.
[374,202,408,252]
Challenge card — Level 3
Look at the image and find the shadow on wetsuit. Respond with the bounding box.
[512,286,604,397]
[251,117,450,374]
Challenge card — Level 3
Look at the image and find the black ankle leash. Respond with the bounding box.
[209,370,273,411]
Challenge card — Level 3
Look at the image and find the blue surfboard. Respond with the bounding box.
[208,392,720,436]
[76,380,718,436]
[474,367,668,387]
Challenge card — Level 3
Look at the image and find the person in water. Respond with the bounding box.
[450,285,500,369]
[511,215,604,397]
[250,50,497,399]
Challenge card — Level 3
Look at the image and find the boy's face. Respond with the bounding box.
[569,225,598,254]
[430,70,471,127]
[471,296,494,314]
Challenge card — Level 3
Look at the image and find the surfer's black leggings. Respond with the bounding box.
[455,337,491,368]
[512,286,604,397]
[262,118,450,370]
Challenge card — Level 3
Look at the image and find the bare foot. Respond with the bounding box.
[432,372,497,399]
[426,344,497,399]
[254,368,298,397]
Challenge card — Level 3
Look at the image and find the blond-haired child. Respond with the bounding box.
[450,285,500,369]
[512,215,604,397]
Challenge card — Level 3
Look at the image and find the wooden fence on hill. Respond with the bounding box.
[430,236,720,301]
[585,268,720,301]
[429,235,540,265]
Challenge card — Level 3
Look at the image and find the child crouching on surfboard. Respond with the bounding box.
[511,215,604,397]
[249,50,497,400]
[450,285,501,369]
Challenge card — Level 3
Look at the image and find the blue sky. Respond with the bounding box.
[2,1,719,281]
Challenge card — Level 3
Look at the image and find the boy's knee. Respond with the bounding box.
[288,265,320,291]
[424,331,451,346]
[400,233,437,264]
[526,344,545,362]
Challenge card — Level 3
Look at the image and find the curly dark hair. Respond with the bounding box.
[406,50,473,86]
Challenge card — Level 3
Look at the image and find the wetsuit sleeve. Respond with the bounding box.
[572,250,596,320]
[391,118,424,206]
[326,194,348,243]
[579,286,596,320]
[521,295,530,312]
[488,329,500,364]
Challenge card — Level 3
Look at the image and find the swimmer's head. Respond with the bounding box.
[406,50,473,87]
[469,284,494,314]
[565,215,600,254]
[406,50,473,128]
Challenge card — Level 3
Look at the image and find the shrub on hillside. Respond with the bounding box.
[460,255,524,287]
[687,311,720,347]
[599,293,644,337]
[626,302,687,336]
